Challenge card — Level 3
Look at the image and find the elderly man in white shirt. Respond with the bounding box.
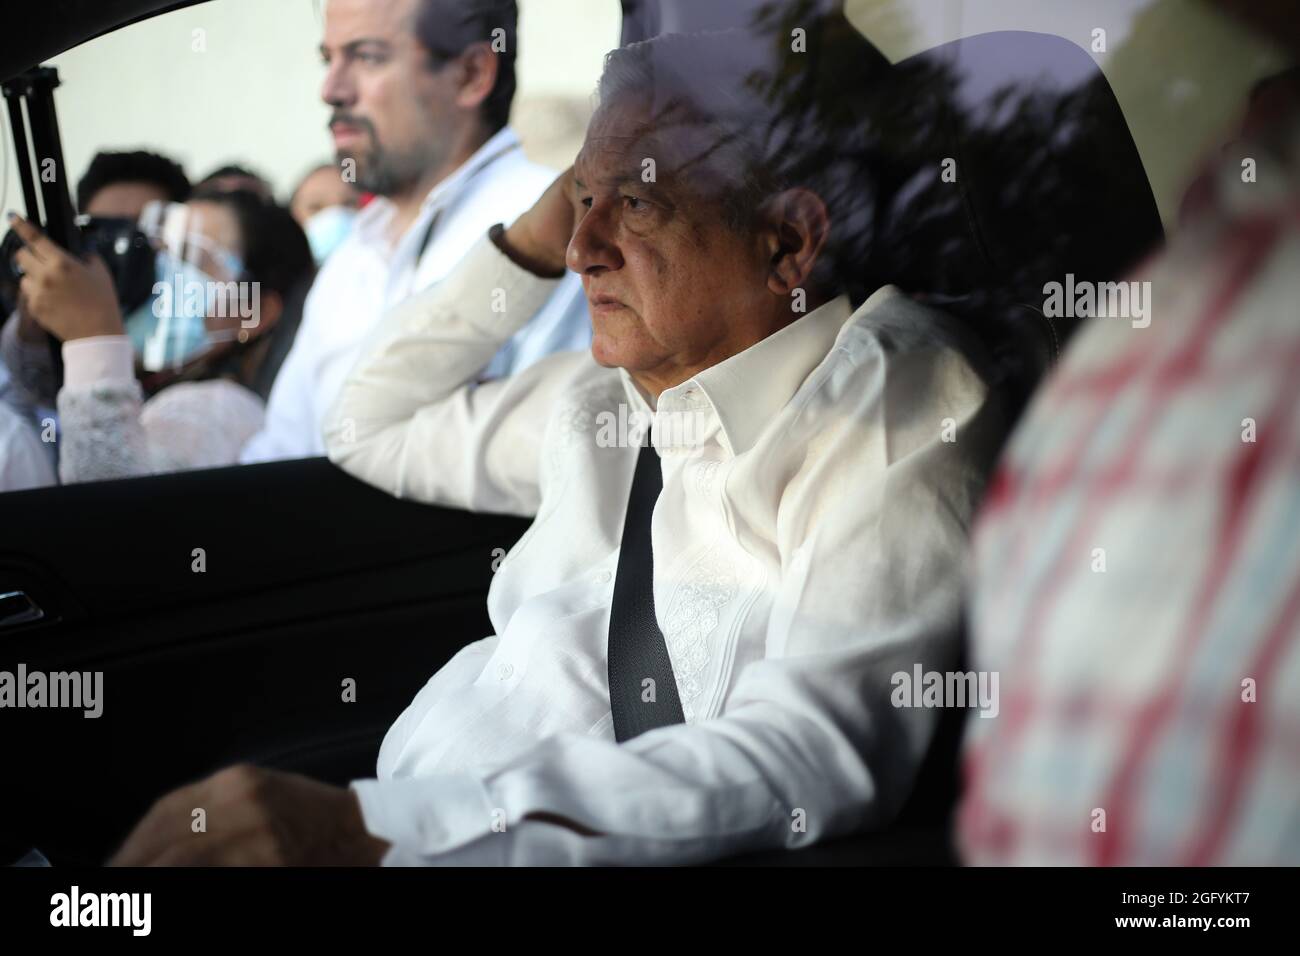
[240,0,588,463]
[110,23,1006,866]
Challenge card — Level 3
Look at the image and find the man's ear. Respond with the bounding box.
[761,187,830,298]
[453,41,501,112]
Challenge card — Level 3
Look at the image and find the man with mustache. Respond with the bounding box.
[111,19,1007,866]
[240,0,589,463]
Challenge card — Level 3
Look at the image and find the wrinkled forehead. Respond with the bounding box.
[575,92,745,195]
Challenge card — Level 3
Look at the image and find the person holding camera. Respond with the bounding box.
[0,149,194,487]
[5,188,314,483]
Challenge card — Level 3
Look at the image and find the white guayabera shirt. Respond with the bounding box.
[326,234,1005,865]
[241,126,590,464]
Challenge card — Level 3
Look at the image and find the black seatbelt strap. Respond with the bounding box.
[607,441,686,742]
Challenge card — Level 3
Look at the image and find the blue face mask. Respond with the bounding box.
[304,205,357,264]
[123,251,224,372]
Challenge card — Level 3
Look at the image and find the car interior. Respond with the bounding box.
[0,0,1201,867]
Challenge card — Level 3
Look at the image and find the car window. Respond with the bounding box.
[0,0,1287,494]
[0,0,619,490]
[3,0,618,218]
[845,0,1287,225]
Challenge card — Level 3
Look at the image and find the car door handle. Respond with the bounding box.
[0,590,46,628]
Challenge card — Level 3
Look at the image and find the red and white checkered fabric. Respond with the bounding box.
[958,120,1300,866]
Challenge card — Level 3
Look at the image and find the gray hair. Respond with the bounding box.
[594,20,893,299]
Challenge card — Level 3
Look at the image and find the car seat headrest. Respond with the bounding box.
[875,31,1164,409]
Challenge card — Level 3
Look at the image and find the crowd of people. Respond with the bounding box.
[3,0,1297,867]
[0,0,591,487]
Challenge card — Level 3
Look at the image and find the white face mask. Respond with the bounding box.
[304,205,358,264]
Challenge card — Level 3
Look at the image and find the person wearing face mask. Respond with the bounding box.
[289,162,362,265]
[1,148,193,477]
[4,188,315,483]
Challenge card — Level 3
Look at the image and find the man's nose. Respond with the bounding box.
[320,61,355,108]
[567,203,623,275]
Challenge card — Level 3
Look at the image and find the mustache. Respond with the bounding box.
[328,112,376,136]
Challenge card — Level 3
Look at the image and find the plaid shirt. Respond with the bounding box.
[957,114,1300,865]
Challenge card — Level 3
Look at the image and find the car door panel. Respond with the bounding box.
[0,457,530,864]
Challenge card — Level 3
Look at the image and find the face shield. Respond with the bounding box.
[123,200,249,372]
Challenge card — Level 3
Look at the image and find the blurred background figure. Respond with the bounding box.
[958,0,1300,867]
[289,161,361,265]
[193,163,275,200]
[0,401,54,492]
[9,189,315,482]
[239,0,590,464]
[76,149,192,218]
[1,148,193,477]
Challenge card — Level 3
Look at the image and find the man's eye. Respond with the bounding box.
[623,195,650,211]
[579,196,593,209]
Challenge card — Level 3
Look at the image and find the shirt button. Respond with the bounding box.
[497,662,514,681]
[597,570,613,584]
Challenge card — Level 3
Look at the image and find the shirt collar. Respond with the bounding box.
[617,293,856,457]
[417,125,522,217]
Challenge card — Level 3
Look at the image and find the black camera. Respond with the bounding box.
[1,215,156,316]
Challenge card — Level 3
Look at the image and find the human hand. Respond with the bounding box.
[8,212,123,341]
[497,168,575,278]
[108,764,390,866]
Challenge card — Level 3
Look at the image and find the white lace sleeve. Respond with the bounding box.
[56,377,150,483]
[57,378,265,483]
